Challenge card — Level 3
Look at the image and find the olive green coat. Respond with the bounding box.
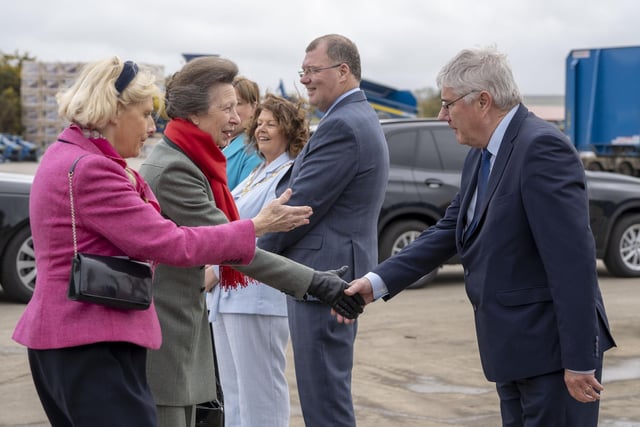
[139,138,313,406]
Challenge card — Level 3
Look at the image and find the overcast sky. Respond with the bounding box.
[2,0,638,96]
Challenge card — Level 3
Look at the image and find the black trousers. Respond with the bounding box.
[496,363,603,427]
[28,342,157,427]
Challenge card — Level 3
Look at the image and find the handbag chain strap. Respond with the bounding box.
[68,155,87,258]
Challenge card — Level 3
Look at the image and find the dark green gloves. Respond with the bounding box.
[307,266,365,320]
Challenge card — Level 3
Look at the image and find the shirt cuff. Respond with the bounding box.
[365,272,389,300]
[567,369,596,374]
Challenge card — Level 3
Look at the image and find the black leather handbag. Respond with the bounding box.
[195,399,224,427]
[68,253,152,310]
[66,155,152,310]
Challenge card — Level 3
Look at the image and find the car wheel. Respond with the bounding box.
[615,161,635,176]
[585,161,604,171]
[603,214,640,277]
[379,219,439,289]
[1,226,36,303]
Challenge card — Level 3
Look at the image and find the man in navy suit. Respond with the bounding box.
[342,47,615,427]
[258,34,389,427]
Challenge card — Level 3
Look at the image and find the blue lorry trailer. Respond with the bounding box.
[565,46,640,176]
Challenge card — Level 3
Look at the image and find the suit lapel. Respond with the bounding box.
[457,150,481,245]
[459,150,481,221]
[289,90,366,184]
[461,105,528,243]
[483,105,528,211]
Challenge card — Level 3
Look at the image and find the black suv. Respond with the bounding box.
[2,120,640,302]
[377,118,640,287]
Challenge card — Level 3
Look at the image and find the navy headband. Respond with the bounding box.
[114,60,139,94]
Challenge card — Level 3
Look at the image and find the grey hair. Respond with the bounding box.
[436,47,522,110]
[306,34,362,81]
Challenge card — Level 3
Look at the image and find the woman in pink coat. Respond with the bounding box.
[12,57,312,427]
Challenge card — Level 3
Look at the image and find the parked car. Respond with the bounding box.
[0,134,40,162]
[377,118,640,287]
[0,172,35,302]
[2,120,640,302]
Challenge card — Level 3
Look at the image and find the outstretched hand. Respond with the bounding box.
[307,266,364,320]
[252,188,312,236]
[334,288,366,320]
[332,277,374,324]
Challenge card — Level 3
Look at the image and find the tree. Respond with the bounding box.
[0,86,21,133]
[0,51,35,134]
[414,87,442,118]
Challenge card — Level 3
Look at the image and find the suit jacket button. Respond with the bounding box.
[464,268,470,276]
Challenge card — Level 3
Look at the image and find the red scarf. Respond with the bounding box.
[164,118,250,290]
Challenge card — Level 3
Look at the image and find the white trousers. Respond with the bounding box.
[212,313,290,427]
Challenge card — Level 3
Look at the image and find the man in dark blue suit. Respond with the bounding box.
[258,34,389,427]
[342,47,615,427]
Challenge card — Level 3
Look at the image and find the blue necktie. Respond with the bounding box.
[476,149,492,209]
[465,149,492,239]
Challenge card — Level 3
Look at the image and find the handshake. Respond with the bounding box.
[306,266,368,320]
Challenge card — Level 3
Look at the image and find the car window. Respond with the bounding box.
[432,128,469,171]
[386,129,418,168]
[415,129,442,170]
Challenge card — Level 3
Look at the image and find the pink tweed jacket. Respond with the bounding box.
[13,127,256,350]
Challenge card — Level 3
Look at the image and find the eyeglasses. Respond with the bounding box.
[298,63,342,78]
[441,91,477,111]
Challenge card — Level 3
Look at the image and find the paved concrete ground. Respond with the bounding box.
[1,265,639,427]
[1,158,639,426]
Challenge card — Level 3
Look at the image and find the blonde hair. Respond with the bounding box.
[233,76,260,105]
[57,56,161,130]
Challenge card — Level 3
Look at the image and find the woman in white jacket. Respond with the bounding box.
[207,94,309,427]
